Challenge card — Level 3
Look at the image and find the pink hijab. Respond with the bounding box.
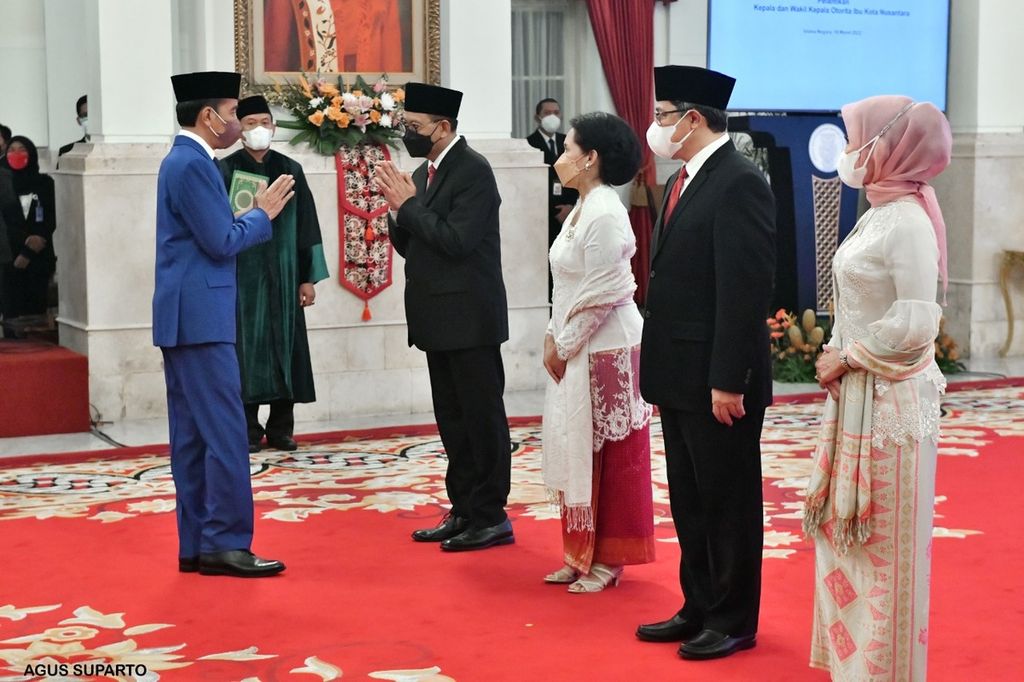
[841,95,952,298]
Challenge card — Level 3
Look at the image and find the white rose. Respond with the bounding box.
[380,113,392,129]
[380,92,396,111]
[309,97,323,108]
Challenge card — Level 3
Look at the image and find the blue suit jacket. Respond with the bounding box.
[153,136,272,347]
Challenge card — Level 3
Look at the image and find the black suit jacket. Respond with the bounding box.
[526,129,579,243]
[56,136,88,169]
[639,141,776,412]
[389,137,509,352]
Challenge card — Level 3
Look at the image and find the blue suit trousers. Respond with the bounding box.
[161,343,254,556]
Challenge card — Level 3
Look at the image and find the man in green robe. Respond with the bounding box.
[219,95,329,452]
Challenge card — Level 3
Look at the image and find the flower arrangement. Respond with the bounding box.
[270,74,405,155]
[768,309,828,383]
[935,318,965,374]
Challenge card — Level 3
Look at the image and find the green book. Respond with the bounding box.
[228,170,269,213]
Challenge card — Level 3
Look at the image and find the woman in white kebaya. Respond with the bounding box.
[541,112,654,593]
[805,95,952,681]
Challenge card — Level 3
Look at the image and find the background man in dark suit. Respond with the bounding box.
[525,98,578,300]
[57,95,89,167]
[635,66,776,661]
[154,71,294,578]
[375,83,514,552]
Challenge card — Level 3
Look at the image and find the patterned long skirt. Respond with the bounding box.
[561,346,655,573]
[810,436,938,681]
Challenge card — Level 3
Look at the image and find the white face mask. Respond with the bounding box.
[242,125,274,151]
[836,143,872,188]
[539,114,561,135]
[836,101,916,189]
[646,112,695,160]
[79,117,89,136]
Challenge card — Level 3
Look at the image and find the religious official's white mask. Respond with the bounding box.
[540,114,561,135]
[242,125,274,151]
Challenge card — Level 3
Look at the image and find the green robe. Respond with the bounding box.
[219,148,329,404]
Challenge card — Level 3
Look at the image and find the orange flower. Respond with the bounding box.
[393,87,405,102]
[331,95,342,107]
[352,89,363,97]
[298,74,313,99]
[308,110,325,126]
[372,97,381,108]
[369,109,382,123]
[774,308,788,320]
[319,83,340,98]
[770,331,784,339]
[336,112,352,128]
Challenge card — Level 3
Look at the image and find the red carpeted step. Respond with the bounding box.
[0,340,90,437]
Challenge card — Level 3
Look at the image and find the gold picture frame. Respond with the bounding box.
[234,0,441,94]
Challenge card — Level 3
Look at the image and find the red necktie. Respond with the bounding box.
[663,165,689,220]
[427,163,437,188]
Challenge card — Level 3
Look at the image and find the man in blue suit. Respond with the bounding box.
[155,71,295,578]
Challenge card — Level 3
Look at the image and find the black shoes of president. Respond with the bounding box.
[178,550,285,578]
[411,514,514,551]
[636,613,756,660]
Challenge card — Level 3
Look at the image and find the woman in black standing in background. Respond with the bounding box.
[1,135,56,324]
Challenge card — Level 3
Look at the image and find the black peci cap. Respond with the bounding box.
[403,82,463,118]
[237,95,272,120]
[171,71,241,103]
[654,66,736,110]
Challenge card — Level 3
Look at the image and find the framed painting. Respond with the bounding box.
[234,0,441,93]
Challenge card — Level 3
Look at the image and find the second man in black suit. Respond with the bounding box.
[375,83,514,552]
[635,66,776,661]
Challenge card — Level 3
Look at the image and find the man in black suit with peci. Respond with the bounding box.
[636,65,776,661]
[375,83,514,552]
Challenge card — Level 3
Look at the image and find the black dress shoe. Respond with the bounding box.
[636,613,703,642]
[441,519,514,552]
[198,550,285,578]
[412,513,469,542]
[178,556,199,573]
[266,435,298,451]
[248,441,263,454]
[678,629,756,660]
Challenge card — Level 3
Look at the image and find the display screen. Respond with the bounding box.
[707,1,949,112]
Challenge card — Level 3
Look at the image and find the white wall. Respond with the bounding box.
[0,0,49,149]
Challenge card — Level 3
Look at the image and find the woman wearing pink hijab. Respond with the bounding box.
[803,95,952,681]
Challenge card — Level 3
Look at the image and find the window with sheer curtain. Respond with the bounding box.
[511,0,578,139]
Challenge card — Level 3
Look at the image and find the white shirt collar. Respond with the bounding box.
[538,128,555,142]
[682,132,730,180]
[431,134,462,170]
[177,130,216,159]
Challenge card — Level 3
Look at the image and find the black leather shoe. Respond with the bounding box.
[678,630,756,660]
[412,513,469,542]
[178,556,199,573]
[441,519,514,552]
[636,613,703,642]
[248,440,263,454]
[198,550,285,578]
[266,435,298,451]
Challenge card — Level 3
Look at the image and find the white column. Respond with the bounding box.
[440,0,512,138]
[932,0,1024,359]
[84,0,175,143]
[43,0,89,167]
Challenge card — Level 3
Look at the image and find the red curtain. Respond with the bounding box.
[585,0,655,305]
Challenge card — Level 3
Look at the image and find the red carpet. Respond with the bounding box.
[0,340,90,438]
[0,385,1022,680]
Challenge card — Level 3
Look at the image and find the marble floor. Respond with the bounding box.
[3,356,1023,460]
